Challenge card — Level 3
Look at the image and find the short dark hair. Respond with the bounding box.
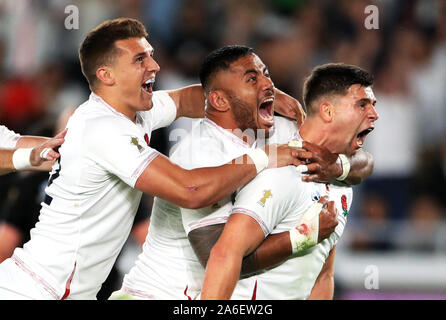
[303,63,374,115]
[79,18,149,90]
[199,45,254,92]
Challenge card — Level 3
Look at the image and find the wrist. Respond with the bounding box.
[246,148,269,174]
[12,148,33,170]
[336,154,350,181]
[289,202,321,255]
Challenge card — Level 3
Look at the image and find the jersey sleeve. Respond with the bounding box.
[146,90,177,130]
[0,125,21,148]
[231,166,311,237]
[84,117,160,188]
[181,201,233,235]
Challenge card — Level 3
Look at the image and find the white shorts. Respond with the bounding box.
[0,258,55,300]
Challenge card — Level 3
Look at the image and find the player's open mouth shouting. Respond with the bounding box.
[142,77,155,95]
[258,94,275,128]
[355,126,374,149]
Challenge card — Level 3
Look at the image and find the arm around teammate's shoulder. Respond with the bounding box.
[135,152,257,209]
[135,144,302,209]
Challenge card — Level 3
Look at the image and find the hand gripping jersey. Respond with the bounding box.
[229,125,353,300]
[0,91,176,299]
[0,125,21,148]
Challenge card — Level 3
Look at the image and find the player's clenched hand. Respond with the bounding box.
[317,196,338,243]
[297,141,342,183]
[273,89,306,126]
[263,143,305,169]
[30,128,67,166]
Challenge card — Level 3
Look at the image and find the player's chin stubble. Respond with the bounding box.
[227,93,258,133]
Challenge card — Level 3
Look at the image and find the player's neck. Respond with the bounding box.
[94,89,137,122]
[299,118,332,150]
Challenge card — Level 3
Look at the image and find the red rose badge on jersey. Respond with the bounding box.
[144,133,150,146]
[341,195,348,216]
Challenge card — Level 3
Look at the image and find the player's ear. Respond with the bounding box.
[319,102,334,122]
[96,66,115,86]
[208,90,230,112]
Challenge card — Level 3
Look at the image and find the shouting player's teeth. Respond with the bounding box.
[142,78,155,94]
[258,97,274,122]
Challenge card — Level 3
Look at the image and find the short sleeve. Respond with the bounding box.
[0,125,21,148]
[84,117,160,187]
[147,90,177,130]
[231,166,310,237]
[181,201,232,235]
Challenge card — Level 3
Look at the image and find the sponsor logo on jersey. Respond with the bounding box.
[341,194,348,216]
[257,190,272,207]
[131,137,144,152]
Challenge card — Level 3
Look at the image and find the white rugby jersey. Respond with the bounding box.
[122,118,258,299]
[230,129,353,300]
[10,90,177,300]
[122,116,350,300]
[0,125,21,148]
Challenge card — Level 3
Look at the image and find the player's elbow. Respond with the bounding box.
[180,192,209,209]
[178,185,216,209]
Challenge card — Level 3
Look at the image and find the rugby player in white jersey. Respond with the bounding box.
[202,63,379,300]
[0,19,303,300]
[114,47,374,300]
[0,125,66,175]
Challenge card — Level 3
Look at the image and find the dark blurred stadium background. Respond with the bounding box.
[0,0,445,300]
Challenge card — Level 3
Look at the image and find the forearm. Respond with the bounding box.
[307,274,334,300]
[182,156,257,208]
[0,149,15,175]
[189,225,292,277]
[3,136,51,173]
[241,232,291,277]
[137,154,257,209]
[201,248,242,300]
[15,136,49,148]
[308,246,336,300]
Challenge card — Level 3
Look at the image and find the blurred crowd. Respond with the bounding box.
[0,0,445,298]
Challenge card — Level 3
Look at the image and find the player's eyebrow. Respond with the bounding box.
[357,97,376,106]
[244,66,269,76]
[133,51,146,60]
[133,48,154,60]
[244,68,258,76]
